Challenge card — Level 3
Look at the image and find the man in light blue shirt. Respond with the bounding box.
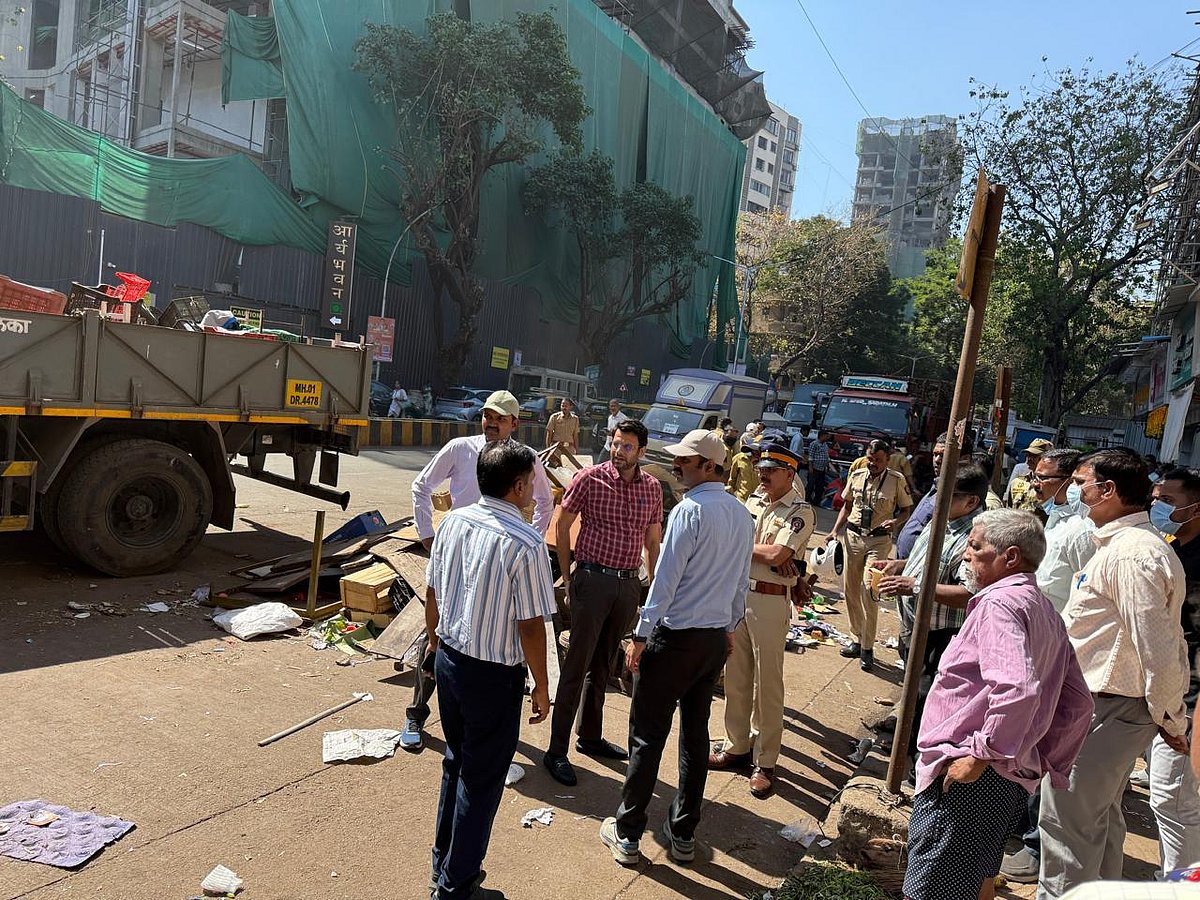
[600,429,754,867]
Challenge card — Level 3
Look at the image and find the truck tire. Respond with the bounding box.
[38,433,125,555]
[57,438,214,576]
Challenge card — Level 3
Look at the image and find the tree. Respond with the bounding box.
[355,12,588,384]
[960,62,1185,425]
[741,213,894,378]
[522,150,705,364]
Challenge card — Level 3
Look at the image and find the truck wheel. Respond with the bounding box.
[38,433,124,555]
[58,438,213,576]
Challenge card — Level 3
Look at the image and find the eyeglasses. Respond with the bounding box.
[611,441,639,454]
[1030,473,1068,483]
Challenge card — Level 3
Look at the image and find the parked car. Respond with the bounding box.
[369,380,391,418]
[519,391,569,424]
[433,387,491,422]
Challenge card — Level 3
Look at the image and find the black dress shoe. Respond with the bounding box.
[860,649,875,671]
[576,738,628,760]
[840,642,862,659]
[543,752,578,786]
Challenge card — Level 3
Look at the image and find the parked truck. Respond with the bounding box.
[0,309,370,576]
[642,368,768,466]
[820,375,947,479]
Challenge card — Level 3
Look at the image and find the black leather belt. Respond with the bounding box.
[846,523,890,538]
[577,561,640,579]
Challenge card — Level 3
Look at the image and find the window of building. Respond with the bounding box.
[750,179,768,195]
[786,127,799,145]
[29,0,60,70]
[755,158,765,171]
[757,136,768,150]
[24,88,46,108]
[767,163,774,175]
[765,118,779,136]
[782,149,794,165]
[770,141,777,153]
[747,200,767,213]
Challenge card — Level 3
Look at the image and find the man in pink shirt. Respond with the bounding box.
[904,509,1093,900]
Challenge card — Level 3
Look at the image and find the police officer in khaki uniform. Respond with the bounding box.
[709,443,815,798]
[830,439,913,671]
[726,438,762,502]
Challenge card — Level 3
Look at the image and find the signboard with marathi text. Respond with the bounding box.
[321,221,357,331]
[491,346,510,369]
[640,369,651,386]
[366,316,395,363]
[1146,404,1168,439]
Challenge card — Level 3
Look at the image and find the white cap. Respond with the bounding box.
[663,429,728,465]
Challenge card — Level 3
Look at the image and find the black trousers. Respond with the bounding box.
[615,625,728,843]
[549,567,640,756]
[807,469,828,505]
[407,644,437,725]
[431,644,525,900]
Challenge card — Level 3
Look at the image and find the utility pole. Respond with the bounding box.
[990,365,1012,493]
[885,171,1006,796]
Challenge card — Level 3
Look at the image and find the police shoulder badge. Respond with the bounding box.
[790,516,806,533]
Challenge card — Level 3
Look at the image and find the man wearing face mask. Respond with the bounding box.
[1146,468,1200,877]
[1000,449,1098,884]
[1039,450,1191,899]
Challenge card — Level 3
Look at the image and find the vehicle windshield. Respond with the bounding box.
[642,406,703,437]
[822,396,910,436]
[441,389,472,401]
[784,401,814,425]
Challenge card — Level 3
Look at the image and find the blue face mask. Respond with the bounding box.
[1064,483,1084,516]
[1150,499,1197,536]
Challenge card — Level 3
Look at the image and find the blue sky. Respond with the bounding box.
[739,0,1195,219]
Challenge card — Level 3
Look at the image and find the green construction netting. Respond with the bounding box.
[0,0,742,360]
[0,81,325,251]
[221,12,285,105]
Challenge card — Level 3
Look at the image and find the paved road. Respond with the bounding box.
[0,450,1157,899]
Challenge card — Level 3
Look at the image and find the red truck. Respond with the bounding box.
[819,375,948,491]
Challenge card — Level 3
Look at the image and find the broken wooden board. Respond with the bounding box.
[368,599,427,663]
[368,538,429,597]
[544,504,581,552]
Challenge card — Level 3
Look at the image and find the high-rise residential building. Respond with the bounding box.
[852,115,961,279]
[739,100,800,215]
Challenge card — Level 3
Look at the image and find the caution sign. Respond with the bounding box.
[491,346,510,369]
[286,379,323,409]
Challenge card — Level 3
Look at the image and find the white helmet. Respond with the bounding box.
[808,538,844,581]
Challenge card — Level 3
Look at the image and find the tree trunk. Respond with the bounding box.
[1041,342,1070,428]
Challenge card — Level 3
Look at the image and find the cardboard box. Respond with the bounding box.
[339,562,397,613]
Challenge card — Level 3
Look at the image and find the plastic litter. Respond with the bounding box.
[505,763,526,786]
[779,816,820,846]
[200,863,243,896]
[142,601,170,613]
[848,737,874,764]
[213,603,302,640]
[521,807,554,828]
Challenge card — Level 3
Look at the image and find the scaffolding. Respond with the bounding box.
[70,0,141,143]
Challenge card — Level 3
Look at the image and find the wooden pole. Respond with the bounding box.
[885,174,1005,796]
[257,692,370,747]
[990,365,1013,493]
[306,510,325,618]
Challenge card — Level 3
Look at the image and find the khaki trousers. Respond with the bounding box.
[722,589,792,768]
[841,531,892,651]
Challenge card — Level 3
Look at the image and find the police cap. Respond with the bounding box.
[756,442,800,472]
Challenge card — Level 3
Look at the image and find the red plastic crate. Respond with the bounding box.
[0,276,67,315]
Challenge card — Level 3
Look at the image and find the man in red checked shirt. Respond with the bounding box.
[543,419,664,787]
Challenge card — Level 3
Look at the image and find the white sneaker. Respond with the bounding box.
[662,819,695,863]
[600,817,640,866]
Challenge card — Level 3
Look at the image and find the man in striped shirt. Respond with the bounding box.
[425,440,557,900]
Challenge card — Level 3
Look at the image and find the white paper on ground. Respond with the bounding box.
[521,806,554,827]
[779,816,820,846]
[321,728,403,763]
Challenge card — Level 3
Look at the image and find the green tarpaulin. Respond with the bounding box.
[1,0,743,359]
[221,12,285,105]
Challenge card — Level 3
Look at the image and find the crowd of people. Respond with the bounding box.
[403,392,1199,900]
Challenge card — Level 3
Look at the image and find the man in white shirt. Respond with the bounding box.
[1039,449,1191,899]
[598,398,629,464]
[1002,448,1097,884]
[388,383,410,418]
[403,390,553,753]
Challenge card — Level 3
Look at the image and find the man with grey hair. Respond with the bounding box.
[904,509,1093,900]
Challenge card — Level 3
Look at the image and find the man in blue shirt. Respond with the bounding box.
[895,433,947,561]
[806,429,832,505]
[599,429,754,867]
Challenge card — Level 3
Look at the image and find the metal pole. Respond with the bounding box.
[885,177,1005,795]
[166,4,182,158]
[96,228,106,284]
[990,365,1012,493]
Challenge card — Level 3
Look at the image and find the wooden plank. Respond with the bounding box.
[369,599,427,663]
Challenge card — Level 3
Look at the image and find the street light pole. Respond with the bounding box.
[713,255,758,374]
